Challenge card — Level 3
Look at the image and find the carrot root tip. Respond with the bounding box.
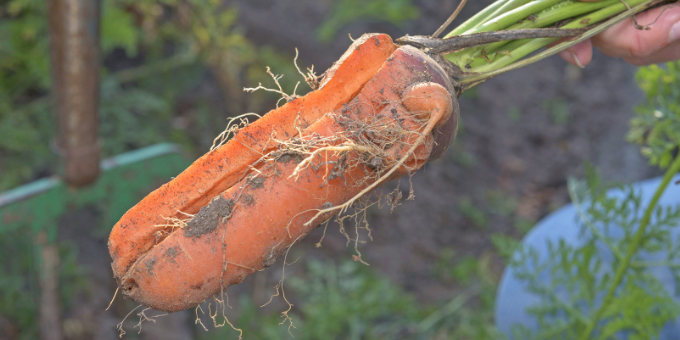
[400,82,453,129]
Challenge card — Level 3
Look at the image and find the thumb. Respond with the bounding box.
[591,5,680,65]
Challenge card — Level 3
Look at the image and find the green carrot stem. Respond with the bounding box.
[472,0,650,72]
[444,0,565,38]
[447,0,511,36]
[478,0,534,28]
[452,0,661,87]
[446,0,619,67]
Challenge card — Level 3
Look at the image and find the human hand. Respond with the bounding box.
[557,1,680,67]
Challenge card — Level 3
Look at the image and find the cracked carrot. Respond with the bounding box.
[109,34,397,278]
[109,42,459,312]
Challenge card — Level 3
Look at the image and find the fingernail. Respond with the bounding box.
[671,21,680,43]
[571,52,584,68]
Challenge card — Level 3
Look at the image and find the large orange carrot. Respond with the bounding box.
[109,34,397,277]
[110,44,459,312]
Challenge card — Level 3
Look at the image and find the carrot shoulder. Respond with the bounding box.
[109,34,397,277]
[114,46,459,312]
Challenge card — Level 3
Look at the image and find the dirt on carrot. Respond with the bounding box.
[183,196,234,238]
[108,35,460,314]
[109,33,397,279]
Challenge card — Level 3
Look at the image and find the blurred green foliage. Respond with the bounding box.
[0,228,86,340]
[484,190,518,217]
[316,0,419,42]
[0,0,306,192]
[0,0,52,190]
[199,258,423,340]
[287,260,420,339]
[459,196,489,229]
[200,257,503,340]
[542,97,571,126]
[629,61,680,169]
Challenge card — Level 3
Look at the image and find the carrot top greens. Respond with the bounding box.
[406,0,679,91]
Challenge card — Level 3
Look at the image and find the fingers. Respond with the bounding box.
[591,4,680,62]
[557,39,594,67]
[622,42,680,65]
[557,3,680,66]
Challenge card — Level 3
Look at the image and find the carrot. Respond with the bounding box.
[109,34,397,278]
[109,45,459,312]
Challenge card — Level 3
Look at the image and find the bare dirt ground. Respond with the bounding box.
[57,0,660,338]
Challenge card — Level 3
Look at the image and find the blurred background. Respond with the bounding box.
[0,0,662,339]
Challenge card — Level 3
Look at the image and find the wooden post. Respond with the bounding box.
[48,0,102,187]
[42,1,101,339]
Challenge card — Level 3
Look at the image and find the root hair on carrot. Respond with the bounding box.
[134,307,167,334]
[115,304,168,338]
[193,296,243,339]
[152,210,195,243]
[302,103,445,227]
[211,113,262,151]
[210,294,243,339]
[314,219,332,248]
[195,304,209,331]
[116,304,141,338]
[327,196,377,266]
[294,48,322,90]
[154,212,192,231]
[106,287,119,311]
[261,235,303,336]
[263,94,442,266]
[244,66,300,108]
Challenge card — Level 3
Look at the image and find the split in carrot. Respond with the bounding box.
[109,43,459,313]
[109,34,397,278]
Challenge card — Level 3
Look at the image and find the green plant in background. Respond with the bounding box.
[287,259,422,339]
[200,256,503,340]
[0,0,53,191]
[542,97,571,126]
[506,60,680,339]
[430,248,503,339]
[0,0,308,192]
[0,228,86,340]
[199,258,424,340]
[507,106,523,123]
[629,61,680,169]
[316,0,419,43]
[459,196,489,229]
[491,233,521,262]
[485,190,518,217]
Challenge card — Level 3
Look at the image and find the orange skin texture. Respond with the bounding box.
[110,43,459,312]
[108,34,397,278]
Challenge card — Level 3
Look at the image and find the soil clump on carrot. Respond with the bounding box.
[184,196,234,238]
